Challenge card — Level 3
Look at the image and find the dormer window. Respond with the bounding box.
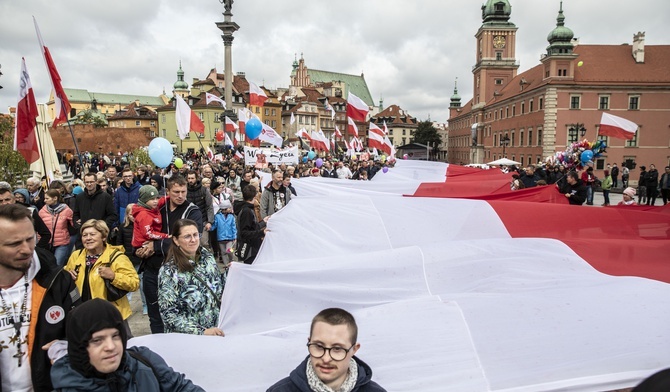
[495,2,505,13]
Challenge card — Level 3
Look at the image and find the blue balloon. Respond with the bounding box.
[308,151,316,160]
[302,156,308,163]
[148,137,173,168]
[580,150,594,164]
[245,117,263,140]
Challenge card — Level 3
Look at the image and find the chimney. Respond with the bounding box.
[632,32,645,63]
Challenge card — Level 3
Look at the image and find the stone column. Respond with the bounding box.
[216,3,239,121]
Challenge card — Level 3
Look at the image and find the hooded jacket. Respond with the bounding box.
[39,203,74,247]
[0,247,81,392]
[113,180,141,225]
[50,299,204,391]
[64,244,139,319]
[187,180,214,224]
[266,356,386,392]
[260,182,292,219]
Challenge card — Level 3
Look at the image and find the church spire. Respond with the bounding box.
[450,78,461,109]
[546,1,575,56]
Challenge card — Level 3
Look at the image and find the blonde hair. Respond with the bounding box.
[123,203,135,228]
[80,219,110,239]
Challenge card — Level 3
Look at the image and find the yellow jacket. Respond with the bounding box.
[64,244,139,319]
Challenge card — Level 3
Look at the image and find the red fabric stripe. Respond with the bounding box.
[598,124,635,140]
[190,111,205,134]
[489,201,670,283]
[346,105,367,122]
[43,46,71,128]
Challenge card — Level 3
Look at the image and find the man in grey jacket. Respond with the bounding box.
[260,170,292,219]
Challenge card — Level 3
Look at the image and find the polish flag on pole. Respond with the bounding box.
[334,125,342,138]
[14,58,40,164]
[598,113,638,140]
[325,98,335,120]
[347,117,359,137]
[234,150,244,160]
[205,92,227,108]
[34,17,71,128]
[248,81,268,107]
[290,112,296,125]
[383,120,389,135]
[206,147,214,160]
[346,92,368,122]
[259,123,284,148]
[175,94,205,139]
[368,122,385,152]
[223,132,234,147]
[383,135,395,157]
[238,107,249,136]
[310,130,329,151]
[234,130,242,146]
[296,128,311,141]
[225,116,238,132]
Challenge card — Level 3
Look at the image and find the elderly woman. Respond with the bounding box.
[64,219,139,331]
[158,219,225,336]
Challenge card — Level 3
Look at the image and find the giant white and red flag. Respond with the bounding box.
[223,132,234,148]
[347,117,359,137]
[175,94,205,139]
[346,91,368,122]
[205,92,227,108]
[598,113,638,140]
[248,81,268,107]
[310,130,330,152]
[14,58,40,164]
[334,124,342,138]
[295,128,311,141]
[34,17,71,128]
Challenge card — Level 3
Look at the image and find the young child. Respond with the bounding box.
[210,199,237,266]
[132,185,169,248]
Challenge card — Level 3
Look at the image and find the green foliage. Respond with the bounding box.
[72,111,107,128]
[129,148,152,171]
[412,120,442,148]
[0,116,30,185]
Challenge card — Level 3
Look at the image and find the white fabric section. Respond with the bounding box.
[130,161,670,391]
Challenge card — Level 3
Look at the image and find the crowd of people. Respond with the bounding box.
[503,161,669,207]
[0,150,394,391]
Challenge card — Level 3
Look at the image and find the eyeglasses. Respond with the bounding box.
[307,343,354,361]
[179,233,199,241]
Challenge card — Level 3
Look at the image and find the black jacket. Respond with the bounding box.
[18,247,81,391]
[560,179,588,205]
[187,181,213,224]
[73,186,117,231]
[267,356,386,392]
[237,202,266,263]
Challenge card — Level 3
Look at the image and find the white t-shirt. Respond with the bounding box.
[0,277,33,392]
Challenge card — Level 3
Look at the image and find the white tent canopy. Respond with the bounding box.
[487,158,521,166]
[131,161,669,391]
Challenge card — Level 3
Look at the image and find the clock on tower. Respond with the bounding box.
[493,35,506,49]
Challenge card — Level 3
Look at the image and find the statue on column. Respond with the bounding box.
[221,0,233,13]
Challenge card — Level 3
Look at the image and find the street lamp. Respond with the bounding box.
[568,123,587,138]
[500,135,510,158]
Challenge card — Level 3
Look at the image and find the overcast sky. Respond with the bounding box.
[1,0,668,123]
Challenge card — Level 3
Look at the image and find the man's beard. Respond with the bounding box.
[0,258,32,273]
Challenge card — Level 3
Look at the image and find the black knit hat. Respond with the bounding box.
[66,299,128,378]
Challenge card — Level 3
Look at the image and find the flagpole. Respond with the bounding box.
[34,121,49,182]
[64,118,84,170]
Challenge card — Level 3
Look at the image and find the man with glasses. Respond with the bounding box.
[268,308,385,391]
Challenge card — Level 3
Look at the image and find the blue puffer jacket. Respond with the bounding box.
[210,210,237,241]
[113,180,141,225]
[266,356,386,392]
[50,346,204,392]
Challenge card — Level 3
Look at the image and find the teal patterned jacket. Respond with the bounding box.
[158,247,224,334]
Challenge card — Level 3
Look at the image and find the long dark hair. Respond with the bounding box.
[165,219,199,273]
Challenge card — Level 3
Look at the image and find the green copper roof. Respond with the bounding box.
[482,0,512,24]
[307,69,373,106]
[174,62,189,90]
[546,2,575,55]
[63,88,165,107]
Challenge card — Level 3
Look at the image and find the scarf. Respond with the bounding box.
[46,202,66,215]
[306,357,358,392]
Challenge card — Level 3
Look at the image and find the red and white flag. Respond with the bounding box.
[290,112,296,125]
[234,150,244,160]
[331,136,336,152]
[225,116,238,132]
[34,17,71,128]
[334,125,342,138]
[383,135,395,157]
[206,147,214,160]
[14,58,40,164]
[325,98,335,120]
[351,136,363,152]
[346,92,368,122]
[238,107,249,135]
[260,123,283,148]
[598,113,638,140]
[205,92,227,108]
[296,128,311,141]
[383,120,389,135]
[347,117,359,137]
[248,81,268,107]
[310,130,330,151]
[368,122,385,152]
[175,94,205,139]
[224,132,234,147]
[234,129,242,146]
